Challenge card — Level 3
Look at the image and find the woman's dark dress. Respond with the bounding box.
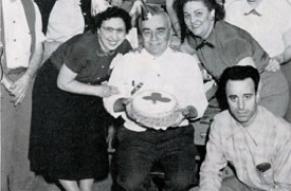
[29,31,131,180]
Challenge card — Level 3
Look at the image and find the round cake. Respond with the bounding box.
[126,90,183,129]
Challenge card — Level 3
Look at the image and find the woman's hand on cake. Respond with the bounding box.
[180,105,198,121]
[113,97,131,112]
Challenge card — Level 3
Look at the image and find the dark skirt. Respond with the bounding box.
[29,60,111,180]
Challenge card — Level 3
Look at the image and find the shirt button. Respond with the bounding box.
[12,20,16,23]
[101,66,105,69]
[83,12,87,16]
[13,39,16,42]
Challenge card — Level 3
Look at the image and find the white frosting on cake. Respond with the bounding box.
[126,90,183,129]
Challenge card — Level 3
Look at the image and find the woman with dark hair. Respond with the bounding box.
[29,7,132,191]
[175,0,289,116]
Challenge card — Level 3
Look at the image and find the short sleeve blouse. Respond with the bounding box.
[51,31,131,84]
[187,21,270,80]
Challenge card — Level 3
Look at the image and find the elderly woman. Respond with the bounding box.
[29,7,132,191]
[175,0,289,116]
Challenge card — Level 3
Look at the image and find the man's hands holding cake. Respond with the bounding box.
[170,105,198,127]
[112,91,198,130]
[179,105,198,121]
[113,97,131,113]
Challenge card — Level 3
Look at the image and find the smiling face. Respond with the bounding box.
[226,78,259,127]
[141,14,171,56]
[97,17,127,52]
[183,1,215,39]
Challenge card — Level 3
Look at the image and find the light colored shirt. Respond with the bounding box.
[199,106,291,191]
[1,0,44,69]
[104,48,208,132]
[46,0,85,43]
[225,0,291,57]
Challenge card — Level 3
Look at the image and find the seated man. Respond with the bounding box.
[199,65,291,191]
[103,6,208,191]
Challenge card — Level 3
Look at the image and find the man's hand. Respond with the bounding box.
[181,105,198,121]
[113,97,131,113]
[10,73,32,106]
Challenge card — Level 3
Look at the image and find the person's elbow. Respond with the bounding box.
[57,74,69,91]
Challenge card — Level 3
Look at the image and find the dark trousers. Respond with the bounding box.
[113,125,198,191]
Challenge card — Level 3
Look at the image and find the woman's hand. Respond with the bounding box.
[99,84,119,98]
[265,58,280,72]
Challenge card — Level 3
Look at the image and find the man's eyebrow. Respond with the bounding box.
[142,28,150,31]
[157,27,166,30]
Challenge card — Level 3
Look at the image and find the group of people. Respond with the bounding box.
[1,0,291,191]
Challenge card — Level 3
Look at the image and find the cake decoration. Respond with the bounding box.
[126,90,183,129]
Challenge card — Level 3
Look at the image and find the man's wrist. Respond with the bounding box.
[1,75,12,89]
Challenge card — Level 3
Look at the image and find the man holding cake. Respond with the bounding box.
[103,5,208,191]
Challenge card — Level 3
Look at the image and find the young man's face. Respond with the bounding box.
[141,14,171,56]
[226,78,258,127]
[97,17,127,52]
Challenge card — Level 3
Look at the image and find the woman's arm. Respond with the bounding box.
[273,28,291,64]
[57,64,118,97]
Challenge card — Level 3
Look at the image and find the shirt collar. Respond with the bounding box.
[141,47,173,60]
[244,0,266,16]
[226,107,262,140]
[187,31,215,51]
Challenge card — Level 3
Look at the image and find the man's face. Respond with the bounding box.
[141,14,171,56]
[226,78,258,127]
[97,17,127,52]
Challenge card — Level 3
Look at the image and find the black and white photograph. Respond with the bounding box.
[1,0,291,191]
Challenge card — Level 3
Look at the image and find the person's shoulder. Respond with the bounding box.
[214,110,231,122]
[259,106,291,134]
[216,21,245,36]
[116,39,132,54]
[77,31,97,45]
[212,110,233,130]
[224,0,246,21]
[110,48,144,69]
[209,110,233,136]
[224,0,245,11]
[165,47,198,62]
[216,21,253,43]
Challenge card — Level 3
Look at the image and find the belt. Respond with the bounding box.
[7,67,27,75]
